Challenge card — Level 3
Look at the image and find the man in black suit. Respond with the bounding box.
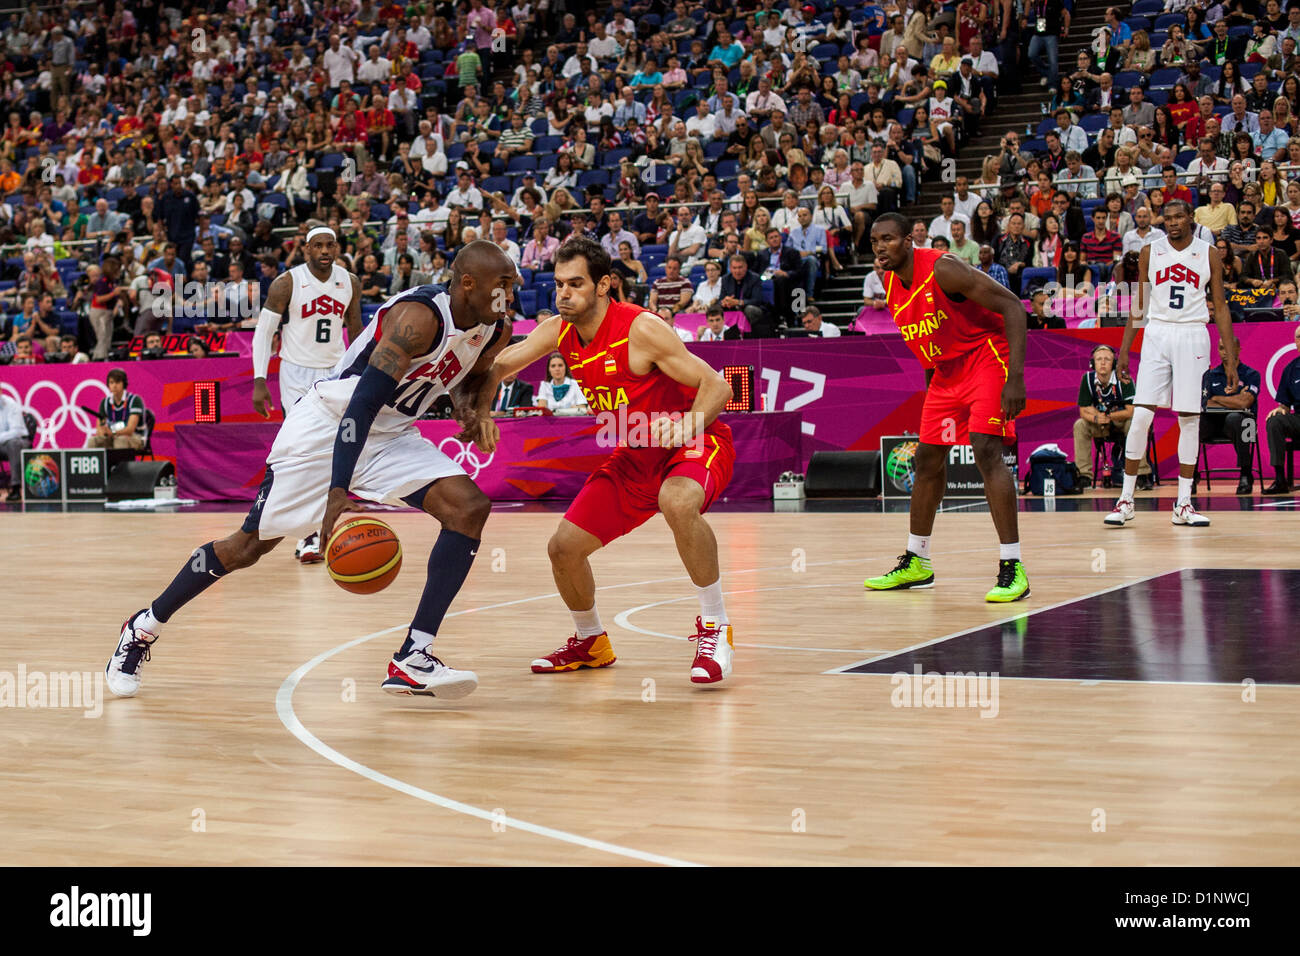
[489,373,535,416]
[719,253,774,338]
[696,303,742,341]
[749,227,803,327]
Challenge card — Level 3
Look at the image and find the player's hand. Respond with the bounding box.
[1001,376,1026,422]
[252,380,274,419]
[1267,406,1286,420]
[1224,352,1240,394]
[650,413,697,448]
[320,487,360,546]
[1116,349,1132,385]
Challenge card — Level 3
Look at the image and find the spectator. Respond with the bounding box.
[489,372,534,416]
[1194,183,1238,239]
[1122,205,1165,256]
[537,352,588,413]
[948,219,980,266]
[87,368,147,452]
[996,212,1032,293]
[0,392,28,501]
[1080,209,1122,277]
[719,253,773,337]
[1199,337,1262,494]
[697,304,740,342]
[1027,289,1065,330]
[648,256,694,316]
[800,306,841,338]
[1074,344,1150,489]
[1027,0,1070,89]
[1244,227,1294,290]
[976,243,1011,289]
[692,260,724,312]
[1264,325,1300,493]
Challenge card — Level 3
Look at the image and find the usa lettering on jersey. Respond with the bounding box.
[301,293,347,318]
[1154,263,1201,289]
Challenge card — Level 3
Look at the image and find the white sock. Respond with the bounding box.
[999,542,1021,561]
[1178,476,1193,504]
[696,580,728,625]
[407,628,435,652]
[570,605,605,638]
[1121,471,1137,501]
[907,533,931,560]
[139,607,162,636]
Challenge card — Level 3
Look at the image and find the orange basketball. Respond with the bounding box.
[326,516,402,594]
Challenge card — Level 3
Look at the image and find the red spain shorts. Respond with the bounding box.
[918,338,1016,446]
[564,425,735,546]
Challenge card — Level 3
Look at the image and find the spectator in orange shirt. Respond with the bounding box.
[1160,165,1194,205]
[0,157,20,194]
[365,94,396,162]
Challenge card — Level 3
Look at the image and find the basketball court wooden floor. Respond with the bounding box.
[2,501,1298,866]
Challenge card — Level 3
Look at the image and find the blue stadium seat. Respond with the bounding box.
[530,118,547,135]
[507,155,538,172]
[370,203,390,221]
[317,153,344,170]
[1131,0,1162,14]
[1149,67,1182,88]
[1240,61,1263,79]
[1154,13,1185,30]
[578,169,609,187]
[812,43,840,61]
[1113,71,1143,90]
[1145,89,1168,106]
[715,159,739,179]
[1175,149,1195,167]
[1079,114,1107,134]
[1037,117,1057,135]
[705,140,728,159]
[518,288,538,314]
[1081,198,1103,217]
[1125,17,1151,32]
[534,135,562,153]
[602,148,632,168]
[482,175,512,193]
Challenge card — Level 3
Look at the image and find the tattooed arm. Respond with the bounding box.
[321,301,439,542]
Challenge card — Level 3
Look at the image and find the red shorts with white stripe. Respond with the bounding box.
[564,425,735,546]
[919,338,1016,446]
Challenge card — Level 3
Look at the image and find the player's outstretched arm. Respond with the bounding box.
[1206,245,1239,392]
[251,273,294,418]
[933,254,1028,420]
[322,300,438,542]
[1117,244,1151,386]
[628,312,733,447]
[473,314,565,435]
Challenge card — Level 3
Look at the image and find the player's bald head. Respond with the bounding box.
[871,212,910,240]
[452,238,515,281]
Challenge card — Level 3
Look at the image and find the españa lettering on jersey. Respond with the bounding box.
[556,300,732,444]
[884,248,1007,370]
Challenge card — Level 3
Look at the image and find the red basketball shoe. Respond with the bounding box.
[689,617,733,684]
[530,633,617,673]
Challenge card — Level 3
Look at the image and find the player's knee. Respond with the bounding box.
[547,528,586,565]
[220,532,265,570]
[913,443,946,477]
[970,435,1006,472]
[658,483,704,526]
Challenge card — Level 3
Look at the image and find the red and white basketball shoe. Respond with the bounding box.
[689,617,733,684]
[1171,501,1210,526]
[531,633,617,673]
[381,647,478,699]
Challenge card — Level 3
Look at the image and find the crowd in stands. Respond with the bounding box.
[0,0,1032,363]
[866,0,1300,328]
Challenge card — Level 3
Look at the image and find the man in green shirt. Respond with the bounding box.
[1074,344,1152,488]
[947,218,980,266]
[88,367,148,452]
[456,44,482,91]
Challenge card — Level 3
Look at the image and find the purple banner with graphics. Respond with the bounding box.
[174,412,803,501]
[4,324,1297,487]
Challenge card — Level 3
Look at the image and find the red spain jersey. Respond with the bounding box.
[556,300,732,443]
[885,248,1008,369]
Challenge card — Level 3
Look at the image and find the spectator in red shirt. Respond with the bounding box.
[1080,207,1123,279]
[1160,165,1194,205]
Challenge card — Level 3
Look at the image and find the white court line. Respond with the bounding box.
[613,585,892,653]
[277,615,704,867]
[823,568,1188,675]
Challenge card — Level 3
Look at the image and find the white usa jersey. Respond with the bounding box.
[282,262,354,368]
[1146,234,1211,324]
[313,285,504,434]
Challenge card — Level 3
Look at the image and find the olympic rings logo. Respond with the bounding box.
[0,378,110,449]
[437,436,495,479]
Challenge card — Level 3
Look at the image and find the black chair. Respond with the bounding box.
[1197,409,1264,491]
[1092,429,1161,488]
[1286,436,1297,485]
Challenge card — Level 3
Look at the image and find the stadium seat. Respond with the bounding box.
[1113,71,1143,90]
[578,169,609,187]
[1080,114,1107,134]
[530,118,547,135]
[506,156,537,173]
[1131,0,1163,14]
[1148,67,1182,88]
[1154,13,1185,30]
[1145,89,1168,106]
[1021,267,1057,294]
[1037,117,1057,135]
[482,176,512,193]
[534,136,562,153]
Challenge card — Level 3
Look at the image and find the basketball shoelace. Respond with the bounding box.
[690,619,719,659]
[888,553,914,574]
[120,638,153,675]
[995,560,1019,590]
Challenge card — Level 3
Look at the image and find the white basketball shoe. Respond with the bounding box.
[106,610,160,697]
[382,644,479,699]
[1171,502,1210,526]
[1104,499,1135,527]
[689,617,734,685]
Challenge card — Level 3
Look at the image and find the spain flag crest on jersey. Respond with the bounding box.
[604,357,618,376]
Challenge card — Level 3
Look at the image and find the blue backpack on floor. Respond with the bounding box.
[1025,444,1082,496]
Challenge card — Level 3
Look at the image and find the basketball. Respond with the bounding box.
[325,516,402,594]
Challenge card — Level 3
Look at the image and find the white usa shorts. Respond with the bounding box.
[241,392,465,540]
[1132,319,1211,412]
[278,360,334,409]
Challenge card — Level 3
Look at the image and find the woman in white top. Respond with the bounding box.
[537,352,589,413]
[693,259,724,310]
[544,152,579,195]
[812,185,852,272]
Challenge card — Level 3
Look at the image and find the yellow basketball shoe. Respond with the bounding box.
[531,632,617,673]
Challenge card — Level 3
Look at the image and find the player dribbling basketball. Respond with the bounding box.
[1105,199,1238,528]
[251,224,363,563]
[105,241,518,701]
[863,212,1031,602]
[477,238,739,684]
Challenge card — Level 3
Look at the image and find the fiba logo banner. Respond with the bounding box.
[19,449,107,503]
[437,436,495,480]
[884,440,918,494]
